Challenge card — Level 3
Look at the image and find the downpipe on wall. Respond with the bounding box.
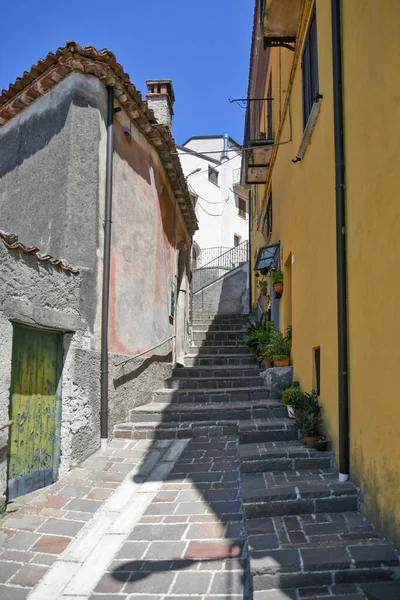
[331,0,349,482]
[100,86,114,451]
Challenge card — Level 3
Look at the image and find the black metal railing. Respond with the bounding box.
[194,246,232,269]
[192,240,249,293]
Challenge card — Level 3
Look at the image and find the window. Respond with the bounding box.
[262,194,272,240]
[238,196,247,219]
[208,166,219,186]
[302,6,319,129]
[254,242,279,272]
[234,234,241,247]
[190,193,198,209]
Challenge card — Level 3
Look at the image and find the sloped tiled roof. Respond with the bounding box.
[0,42,197,234]
[0,230,80,274]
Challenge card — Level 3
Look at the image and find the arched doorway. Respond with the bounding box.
[191,242,200,269]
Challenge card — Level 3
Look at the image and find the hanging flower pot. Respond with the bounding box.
[273,281,283,296]
[260,287,267,296]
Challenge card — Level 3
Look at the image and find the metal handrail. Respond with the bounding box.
[194,240,247,272]
[115,335,176,367]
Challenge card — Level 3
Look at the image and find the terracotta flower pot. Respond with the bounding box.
[260,288,267,296]
[303,436,322,447]
[273,358,290,367]
[263,358,272,368]
[273,281,283,296]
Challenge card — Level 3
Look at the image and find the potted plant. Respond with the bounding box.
[272,270,283,297]
[281,386,304,419]
[257,278,269,296]
[295,390,323,446]
[314,437,328,452]
[241,314,275,360]
[264,327,291,367]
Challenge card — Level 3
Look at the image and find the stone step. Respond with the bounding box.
[164,375,265,390]
[193,323,246,332]
[114,417,297,442]
[362,582,400,599]
[191,339,245,347]
[172,365,260,378]
[239,420,298,444]
[153,386,272,404]
[240,442,333,473]
[191,312,248,320]
[247,512,400,593]
[129,400,285,423]
[243,479,358,518]
[254,591,366,600]
[184,354,258,367]
[186,345,253,355]
[192,330,245,341]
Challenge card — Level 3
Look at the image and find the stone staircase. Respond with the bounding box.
[114,311,400,600]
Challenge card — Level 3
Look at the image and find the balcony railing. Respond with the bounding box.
[192,241,249,293]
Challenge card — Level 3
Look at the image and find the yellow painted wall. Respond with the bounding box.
[342,0,400,547]
[250,0,400,548]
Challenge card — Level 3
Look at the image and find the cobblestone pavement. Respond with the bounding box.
[0,435,250,600]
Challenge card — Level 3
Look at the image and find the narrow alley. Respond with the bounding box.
[2,2,400,599]
[0,312,398,599]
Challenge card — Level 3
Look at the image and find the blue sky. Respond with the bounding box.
[0,1,254,145]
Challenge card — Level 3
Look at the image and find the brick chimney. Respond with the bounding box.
[146,79,175,130]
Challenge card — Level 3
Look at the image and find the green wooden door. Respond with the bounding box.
[8,324,62,500]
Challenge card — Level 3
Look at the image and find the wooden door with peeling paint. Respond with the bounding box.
[7,324,62,500]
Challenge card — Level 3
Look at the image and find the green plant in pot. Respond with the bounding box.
[281,386,304,419]
[294,390,323,446]
[264,327,291,367]
[241,314,275,360]
[272,270,283,296]
[257,278,269,296]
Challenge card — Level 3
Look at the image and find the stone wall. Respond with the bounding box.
[192,262,249,315]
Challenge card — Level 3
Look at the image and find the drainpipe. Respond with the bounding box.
[100,85,114,451]
[331,0,349,481]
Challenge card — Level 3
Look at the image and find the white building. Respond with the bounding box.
[177,135,249,268]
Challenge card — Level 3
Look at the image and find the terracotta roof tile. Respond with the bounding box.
[0,41,198,234]
[0,231,80,274]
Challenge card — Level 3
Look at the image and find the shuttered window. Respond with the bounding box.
[302,6,319,129]
[238,197,247,218]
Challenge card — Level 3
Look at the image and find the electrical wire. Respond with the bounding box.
[188,183,228,205]
[196,202,224,217]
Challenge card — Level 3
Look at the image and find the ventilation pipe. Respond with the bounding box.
[331,0,349,481]
[222,133,229,161]
[100,86,114,451]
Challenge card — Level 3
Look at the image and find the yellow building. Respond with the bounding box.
[244,0,400,548]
